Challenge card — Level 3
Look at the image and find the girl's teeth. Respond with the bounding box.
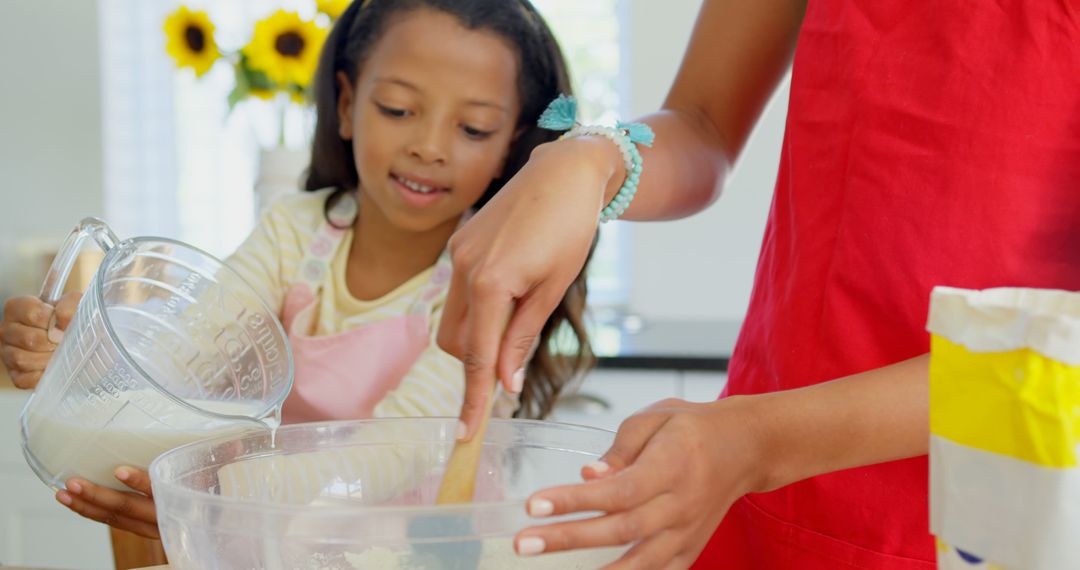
[398,176,435,194]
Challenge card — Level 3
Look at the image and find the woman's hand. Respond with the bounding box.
[1,292,81,389]
[56,466,160,539]
[513,355,932,569]
[513,397,767,569]
[438,136,622,439]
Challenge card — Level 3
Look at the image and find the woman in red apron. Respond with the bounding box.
[441,1,1080,567]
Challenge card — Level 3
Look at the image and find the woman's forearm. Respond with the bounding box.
[591,0,805,221]
[745,354,930,493]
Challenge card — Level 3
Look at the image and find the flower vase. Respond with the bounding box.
[254,146,309,216]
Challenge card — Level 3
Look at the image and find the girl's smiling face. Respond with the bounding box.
[337,8,522,233]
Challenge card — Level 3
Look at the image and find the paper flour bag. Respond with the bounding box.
[927,287,1080,570]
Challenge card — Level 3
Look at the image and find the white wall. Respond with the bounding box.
[622,0,787,322]
[0,0,106,299]
[0,0,786,323]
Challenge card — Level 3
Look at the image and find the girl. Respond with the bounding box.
[438,0,1080,568]
[0,0,591,540]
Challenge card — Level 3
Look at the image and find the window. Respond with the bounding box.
[531,0,629,308]
[100,0,628,306]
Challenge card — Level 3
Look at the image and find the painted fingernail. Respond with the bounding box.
[510,368,525,393]
[516,536,546,556]
[115,468,130,481]
[456,420,468,441]
[57,491,73,506]
[528,498,554,517]
[68,481,83,494]
[586,461,610,474]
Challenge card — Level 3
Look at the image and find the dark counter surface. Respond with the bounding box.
[591,318,740,372]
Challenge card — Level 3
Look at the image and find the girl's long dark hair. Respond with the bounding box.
[304,0,594,419]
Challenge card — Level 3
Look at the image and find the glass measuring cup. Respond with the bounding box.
[20,218,294,491]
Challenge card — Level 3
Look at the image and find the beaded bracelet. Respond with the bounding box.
[538,95,654,223]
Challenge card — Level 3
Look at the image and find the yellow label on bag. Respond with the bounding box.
[929,334,1080,468]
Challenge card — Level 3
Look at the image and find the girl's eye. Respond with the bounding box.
[376,103,409,118]
[462,125,493,140]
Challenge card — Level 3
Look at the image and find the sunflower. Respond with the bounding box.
[243,10,328,90]
[316,0,351,20]
[249,88,277,101]
[163,6,219,77]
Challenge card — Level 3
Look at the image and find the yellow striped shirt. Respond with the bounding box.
[225,190,518,420]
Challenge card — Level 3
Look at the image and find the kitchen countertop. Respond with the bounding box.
[591,318,739,372]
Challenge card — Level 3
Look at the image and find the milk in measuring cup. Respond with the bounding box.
[25,389,277,491]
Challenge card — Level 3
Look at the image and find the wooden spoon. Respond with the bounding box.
[406,384,498,569]
[436,382,498,504]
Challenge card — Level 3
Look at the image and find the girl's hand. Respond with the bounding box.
[1,292,81,389]
[56,466,160,540]
[438,137,622,439]
[513,397,767,569]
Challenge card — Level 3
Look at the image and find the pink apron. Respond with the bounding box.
[278,193,454,424]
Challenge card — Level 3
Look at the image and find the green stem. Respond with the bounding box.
[278,94,287,148]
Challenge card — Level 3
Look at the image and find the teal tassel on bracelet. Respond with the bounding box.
[617,120,656,147]
[538,93,655,223]
[538,94,578,131]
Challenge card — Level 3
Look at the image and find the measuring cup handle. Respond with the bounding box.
[39,217,120,305]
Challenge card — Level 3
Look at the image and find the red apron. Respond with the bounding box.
[696,2,1080,568]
